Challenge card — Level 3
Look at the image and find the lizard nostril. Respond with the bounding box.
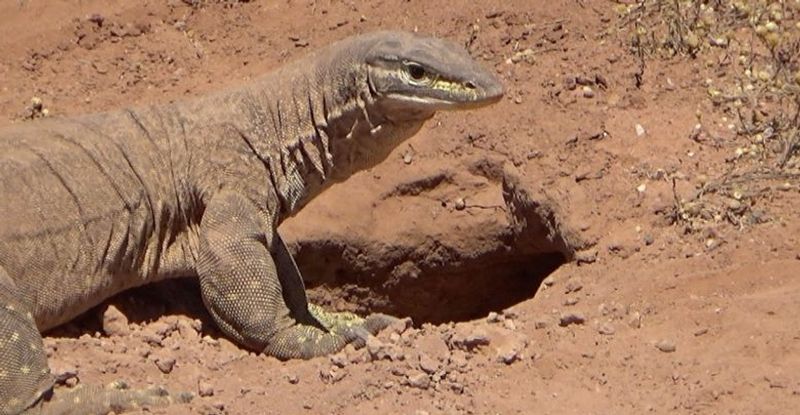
[464,81,477,89]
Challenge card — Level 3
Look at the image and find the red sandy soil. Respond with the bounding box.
[1,1,799,414]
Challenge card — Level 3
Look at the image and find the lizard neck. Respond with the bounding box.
[179,38,432,222]
[232,46,430,221]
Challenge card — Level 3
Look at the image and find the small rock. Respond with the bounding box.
[418,353,440,375]
[582,86,594,98]
[655,340,676,353]
[563,297,579,306]
[496,345,523,365]
[574,250,597,264]
[319,366,347,384]
[559,312,586,327]
[102,305,130,337]
[330,353,348,368]
[598,323,616,335]
[449,328,491,351]
[174,20,187,31]
[366,336,403,361]
[635,123,646,137]
[176,317,200,340]
[487,312,502,323]
[454,197,466,211]
[565,279,583,294]
[155,356,176,374]
[534,318,548,329]
[447,351,469,372]
[642,234,654,246]
[403,152,413,164]
[388,317,413,335]
[542,276,557,286]
[286,374,299,384]
[51,363,79,385]
[87,13,105,26]
[198,380,214,397]
[628,312,642,329]
[503,319,516,331]
[765,375,788,389]
[406,371,430,390]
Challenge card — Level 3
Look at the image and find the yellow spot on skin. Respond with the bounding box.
[73,396,81,404]
[30,343,38,351]
[10,332,19,342]
[0,370,7,379]
[5,304,14,311]
[20,366,30,374]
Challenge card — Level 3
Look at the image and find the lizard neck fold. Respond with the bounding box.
[235,42,429,222]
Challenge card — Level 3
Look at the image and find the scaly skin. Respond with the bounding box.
[0,31,503,414]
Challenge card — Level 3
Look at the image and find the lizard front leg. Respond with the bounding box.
[272,234,398,348]
[196,191,392,360]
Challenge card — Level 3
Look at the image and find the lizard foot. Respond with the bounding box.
[307,304,401,347]
[262,306,405,359]
[25,381,193,415]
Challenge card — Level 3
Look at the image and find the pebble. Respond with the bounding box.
[418,353,440,375]
[565,279,583,294]
[406,371,431,390]
[319,366,347,384]
[542,276,557,286]
[598,323,616,335]
[487,312,502,323]
[366,336,403,361]
[449,328,491,351]
[286,374,299,384]
[51,363,79,385]
[154,356,176,374]
[656,340,676,353]
[559,312,586,327]
[534,318,549,329]
[628,312,642,329]
[503,319,516,331]
[582,86,595,98]
[198,380,214,397]
[102,305,130,337]
[330,353,348,368]
[574,249,597,264]
[635,123,646,137]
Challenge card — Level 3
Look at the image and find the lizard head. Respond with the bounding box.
[364,31,504,115]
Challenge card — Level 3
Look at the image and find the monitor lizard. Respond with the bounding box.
[0,30,504,414]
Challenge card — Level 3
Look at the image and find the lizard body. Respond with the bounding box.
[0,30,503,414]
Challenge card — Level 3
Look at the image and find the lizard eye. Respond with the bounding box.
[406,63,427,80]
